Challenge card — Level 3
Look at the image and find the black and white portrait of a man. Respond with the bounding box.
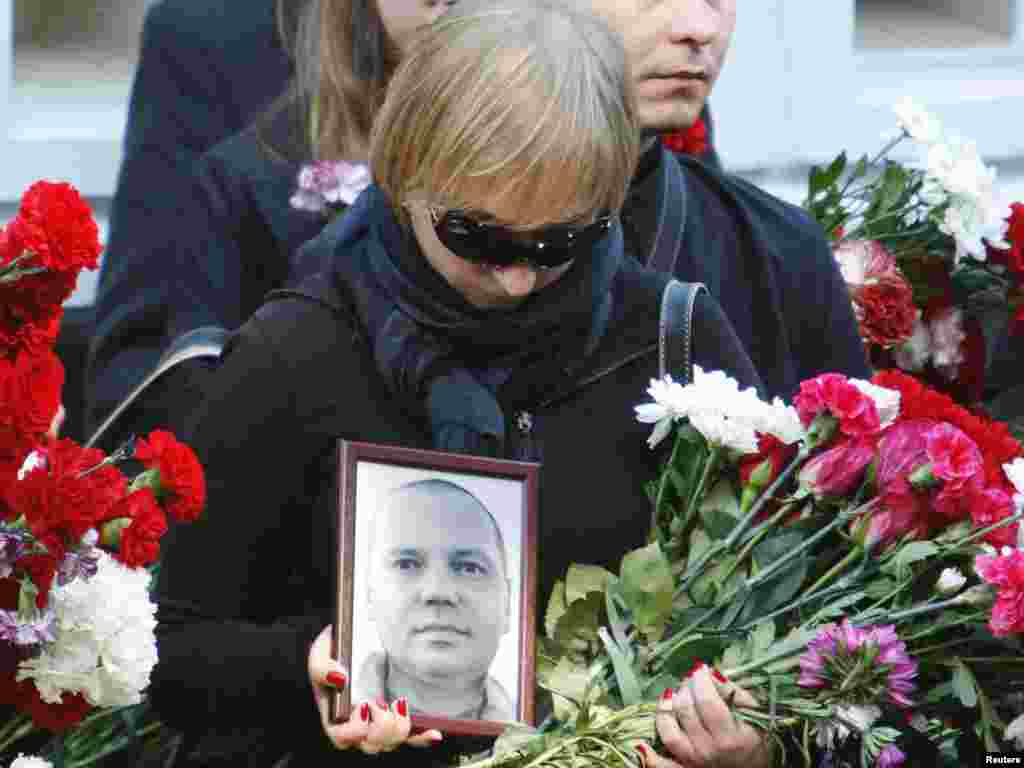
[349,464,524,723]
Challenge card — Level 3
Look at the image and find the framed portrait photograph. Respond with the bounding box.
[331,440,539,737]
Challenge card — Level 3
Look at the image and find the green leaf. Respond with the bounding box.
[721,640,748,670]
[565,564,615,604]
[951,659,978,708]
[924,681,955,704]
[691,554,740,607]
[605,580,631,650]
[825,152,848,187]
[545,580,568,641]
[689,528,713,564]
[543,657,593,721]
[660,635,727,678]
[699,478,740,538]
[882,541,939,578]
[620,542,675,639]
[553,591,604,651]
[865,577,900,600]
[736,532,809,623]
[749,619,776,656]
[597,627,643,706]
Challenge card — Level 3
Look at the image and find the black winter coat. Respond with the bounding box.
[150,208,764,765]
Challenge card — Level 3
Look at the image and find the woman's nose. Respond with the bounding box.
[492,264,539,297]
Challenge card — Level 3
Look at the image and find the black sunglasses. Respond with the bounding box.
[430,208,615,270]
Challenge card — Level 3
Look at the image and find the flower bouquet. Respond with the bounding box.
[466,367,1024,768]
[0,182,205,764]
[803,100,1024,409]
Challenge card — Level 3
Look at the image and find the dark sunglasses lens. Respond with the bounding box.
[435,211,613,269]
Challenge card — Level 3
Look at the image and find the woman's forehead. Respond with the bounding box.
[447,168,593,226]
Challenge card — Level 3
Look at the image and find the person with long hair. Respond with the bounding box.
[150,1,770,765]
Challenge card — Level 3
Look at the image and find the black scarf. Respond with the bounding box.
[329,185,622,456]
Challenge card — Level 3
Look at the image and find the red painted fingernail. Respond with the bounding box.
[397,697,408,717]
[636,744,650,766]
[711,667,728,683]
[360,702,370,722]
[685,660,706,680]
[376,697,388,709]
[662,687,674,701]
[326,671,347,689]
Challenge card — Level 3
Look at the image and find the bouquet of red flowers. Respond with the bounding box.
[804,100,1023,407]
[0,182,205,754]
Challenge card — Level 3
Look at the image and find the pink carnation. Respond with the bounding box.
[794,373,881,437]
[925,423,983,492]
[968,487,1018,548]
[799,436,876,499]
[975,549,1024,636]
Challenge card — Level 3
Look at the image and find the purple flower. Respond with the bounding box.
[798,620,918,708]
[0,608,56,647]
[877,744,906,768]
[0,529,28,579]
[290,160,370,214]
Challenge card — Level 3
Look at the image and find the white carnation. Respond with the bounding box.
[892,313,932,372]
[1003,458,1024,496]
[1006,713,1024,749]
[936,567,966,595]
[10,756,53,768]
[17,551,158,709]
[893,98,943,145]
[849,379,901,427]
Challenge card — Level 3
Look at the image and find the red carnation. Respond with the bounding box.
[662,118,709,156]
[0,301,63,360]
[1002,203,1024,275]
[6,439,127,543]
[5,181,101,275]
[851,275,917,349]
[794,373,881,437]
[799,436,877,499]
[114,488,168,567]
[8,677,90,732]
[0,348,64,439]
[20,551,59,610]
[975,548,1024,637]
[135,430,206,522]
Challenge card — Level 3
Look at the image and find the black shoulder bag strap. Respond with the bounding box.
[646,147,688,273]
[659,279,707,385]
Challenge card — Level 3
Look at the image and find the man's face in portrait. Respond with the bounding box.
[368,484,511,687]
[583,0,735,133]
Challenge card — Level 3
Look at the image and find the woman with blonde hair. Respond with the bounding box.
[151,1,769,766]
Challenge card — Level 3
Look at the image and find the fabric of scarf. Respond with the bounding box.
[329,185,622,456]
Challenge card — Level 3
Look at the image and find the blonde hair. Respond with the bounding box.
[370,0,640,227]
[280,0,401,162]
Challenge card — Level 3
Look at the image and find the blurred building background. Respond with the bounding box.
[2,0,1024,306]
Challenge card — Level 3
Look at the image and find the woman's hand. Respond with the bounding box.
[642,665,772,768]
[308,625,444,753]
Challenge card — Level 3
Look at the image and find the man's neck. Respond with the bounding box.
[386,658,487,719]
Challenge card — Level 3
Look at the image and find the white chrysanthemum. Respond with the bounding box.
[816,703,881,750]
[849,379,901,427]
[892,313,932,372]
[1006,713,1024,749]
[636,369,804,454]
[936,567,966,595]
[929,307,966,374]
[893,98,943,145]
[17,551,157,708]
[10,756,53,768]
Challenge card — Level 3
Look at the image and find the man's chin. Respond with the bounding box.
[637,100,705,136]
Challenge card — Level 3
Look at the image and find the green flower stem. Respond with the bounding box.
[67,721,163,768]
[951,510,1024,550]
[836,132,906,199]
[685,447,720,528]
[675,447,810,597]
[911,638,975,656]
[0,713,34,753]
[944,657,1024,665]
[718,502,798,586]
[869,596,962,624]
[652,430,686,535]
[803,547,862,597]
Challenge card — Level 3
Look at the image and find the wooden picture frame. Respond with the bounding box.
[331,440,539,737]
